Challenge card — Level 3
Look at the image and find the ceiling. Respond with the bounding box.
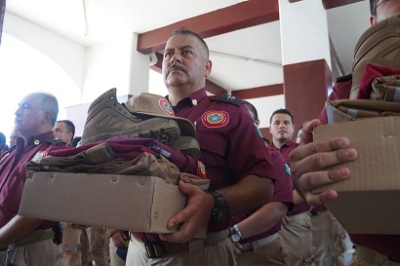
[4,0,371,93]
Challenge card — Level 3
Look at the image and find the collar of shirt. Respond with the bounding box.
[167,88,207,111]
[270,139,296,150]
[24,131,55,147]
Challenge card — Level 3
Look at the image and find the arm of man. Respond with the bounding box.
[160,174,272,243]
[0,215,43,248]
[289,119,358,206]
[235,202,288,240]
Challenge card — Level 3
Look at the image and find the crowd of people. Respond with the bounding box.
[0,0,400,265]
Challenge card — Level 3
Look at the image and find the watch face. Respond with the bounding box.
[231,233,241,243]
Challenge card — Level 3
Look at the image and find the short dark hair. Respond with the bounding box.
[33,92,59,126]
[244,101,259,121]
[57,120,75,139]
[0,132,5,150]
[370,0,379,16]
[170,28,209,59]
[269,108,294,125]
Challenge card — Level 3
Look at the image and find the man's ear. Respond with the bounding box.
[205,59,212,77]
[370,15,377,26]
[255,119,260,126]
[42,111,52,124]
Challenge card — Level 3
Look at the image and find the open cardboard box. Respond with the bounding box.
[313,116,400,234]
[19,171,206,237]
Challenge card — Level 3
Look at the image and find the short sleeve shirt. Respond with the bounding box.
[171,89,275,231]
[0,131,67,229]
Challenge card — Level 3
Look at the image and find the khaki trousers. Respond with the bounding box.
[0,239,62,266]
[312,210,347,266]
[236,234,290,266]
[126,237,236,266]
[280,212,314,266]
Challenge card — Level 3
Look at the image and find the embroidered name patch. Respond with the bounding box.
[201,111,229,128]
[32,151,48,162]
[159,98,175,116]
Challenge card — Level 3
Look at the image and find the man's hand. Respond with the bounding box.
[110,230,128,248]
[231,241,242,258]
[289,119,358,206]
[159,181,214,243]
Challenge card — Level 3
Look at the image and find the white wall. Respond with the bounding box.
[3,11,86,98]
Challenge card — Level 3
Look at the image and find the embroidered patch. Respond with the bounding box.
[159,98,175,116]
[201,111,229,128]
[197,161,206,178]
[32,151,48,162]
[284,163,292,176]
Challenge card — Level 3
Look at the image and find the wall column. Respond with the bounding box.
[279,0,332,126]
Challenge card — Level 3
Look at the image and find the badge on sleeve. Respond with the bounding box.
[159,98,175,116]
[197,161,206,178]
[201,110,229,128]
[32,151,48,162]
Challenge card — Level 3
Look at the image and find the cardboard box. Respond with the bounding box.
[19,171,187,234]
[313,116,400,234]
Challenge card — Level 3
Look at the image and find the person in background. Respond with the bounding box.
[229,101,292,265]
[0,92,66,265]
[53,120,75,146]
[0,132,8,152]
[269,108,313,266]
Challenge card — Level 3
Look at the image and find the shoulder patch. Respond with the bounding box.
[46,138,66,145]
[32,151,48,162]
[336,73,352,83]
[201,110,229,128]
[212,95,244,107]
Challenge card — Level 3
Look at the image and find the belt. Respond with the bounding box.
[131,230,229,259]
[289,212,310,221]
[241,232,279,251]
[356,245,400,265]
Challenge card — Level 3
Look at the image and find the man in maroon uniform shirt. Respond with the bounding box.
[126,28,275,266]
[269,108,313,266]
[0,92,67,265]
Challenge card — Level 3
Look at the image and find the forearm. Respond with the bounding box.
[0,215,43,248]
[235,202,288,239]
[218,174,273,214]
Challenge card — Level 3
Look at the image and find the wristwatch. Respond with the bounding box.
[210,191,229,221]
[229,225,243,243]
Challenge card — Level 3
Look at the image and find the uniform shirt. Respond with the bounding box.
[270,140,311,215]
[0,131,67,229]
[171,88,275,232]
[232,147,294,243]
[318,75,352,124]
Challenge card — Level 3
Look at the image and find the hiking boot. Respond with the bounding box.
[351,15,400,99]
[79,88,181,146]
[169,136,201,160]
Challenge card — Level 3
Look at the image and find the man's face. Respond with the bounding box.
[162,34,211,91]
[53,122,72,145]
[371,0,400,25]
[9,130,21,147]
[269,113,294,143]
[14,94,46,137]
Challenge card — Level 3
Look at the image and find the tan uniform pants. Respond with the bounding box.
[62,225,109,266]
[280,212,314,266]
[126,237,236,266]
[312,210,347,266]
[0,239,62,266]
[236,233,290,266]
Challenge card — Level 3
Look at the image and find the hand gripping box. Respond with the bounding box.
[19,171,187,234]
[313,116,400,234]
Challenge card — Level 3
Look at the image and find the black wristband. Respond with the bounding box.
[210,191,229,221]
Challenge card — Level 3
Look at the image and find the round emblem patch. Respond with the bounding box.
[201,110,229,128]
[159,98,174,116]
[197,161,206,178]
